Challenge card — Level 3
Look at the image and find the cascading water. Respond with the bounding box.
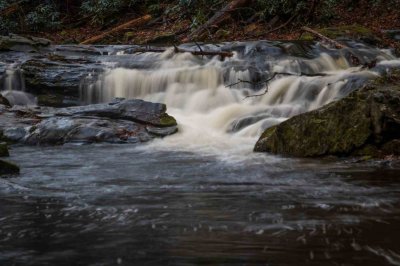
[80,42,396,156]
[0,63,36,106]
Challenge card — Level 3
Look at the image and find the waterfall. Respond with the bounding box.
[80,44,393,155]
[1,63,36,106]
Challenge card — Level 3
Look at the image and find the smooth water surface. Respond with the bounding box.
[1,144,400,265]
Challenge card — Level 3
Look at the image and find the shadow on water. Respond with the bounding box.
[1,144,400,265]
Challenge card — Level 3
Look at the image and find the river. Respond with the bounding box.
[1,41,400,265]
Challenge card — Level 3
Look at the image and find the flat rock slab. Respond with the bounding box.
[0,98,177,145]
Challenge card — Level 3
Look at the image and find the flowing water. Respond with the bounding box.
[1,41,400,265]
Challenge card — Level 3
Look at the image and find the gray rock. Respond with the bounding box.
[0,98,178,145]
[56,98,177,127]
[21,58,96,95]
[3,127,29,142]
[0,34,50,52]
[146,125,178,136]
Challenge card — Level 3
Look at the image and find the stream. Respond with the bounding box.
[1,40,400,265]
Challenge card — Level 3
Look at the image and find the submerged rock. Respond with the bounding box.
[0,143,9,157]
[0,98,177,145]
[0,94,11,107]
[0,159,19,176]
[254,77,400,157]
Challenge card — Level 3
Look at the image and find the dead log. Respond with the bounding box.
[0,1,23,16]
[301,26,348,49]
[264,14,297,35]
[176,48,233,58]
[127,47,233,58]
[80,15,152,45]
[182,0,252,42]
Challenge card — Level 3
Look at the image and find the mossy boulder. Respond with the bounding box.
[301,25,382,45]
[0,143,9,157]
[254,80,400,157]
[0,159,20,176]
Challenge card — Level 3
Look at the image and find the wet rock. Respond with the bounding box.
[228,114,270,133]
[0,143,9,157]
[0,98,178,145]
[1,90,37,106]
[3,127,29,142]
[21,58,94,96]
[56,98,177,127]
[0,159,20,176]
[0,34,50,52]
[36,94,78,107]
[254,77,400,157]
[146,125,178,136]
[0,94,11,107]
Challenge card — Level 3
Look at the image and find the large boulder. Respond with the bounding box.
[254,78,400,157]
[0,98,178,145]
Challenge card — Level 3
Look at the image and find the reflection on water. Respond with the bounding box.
[1,144,400,265]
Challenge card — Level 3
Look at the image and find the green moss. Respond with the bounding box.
[0,159,20,176]
[319,25,372,38]
[0,143,9,157]
[159,113,177,127]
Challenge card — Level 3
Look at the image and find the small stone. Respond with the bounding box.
[0,159,20,176]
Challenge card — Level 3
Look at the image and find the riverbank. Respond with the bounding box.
[1,1,397,50]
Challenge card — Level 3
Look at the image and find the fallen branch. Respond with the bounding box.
[0,0,23,16]
[80,15,152,45]
[124,46,234,58]
[226,72,329,99]
[227,71,328,88]
[182,0,251,42]
[301,26,348,49]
